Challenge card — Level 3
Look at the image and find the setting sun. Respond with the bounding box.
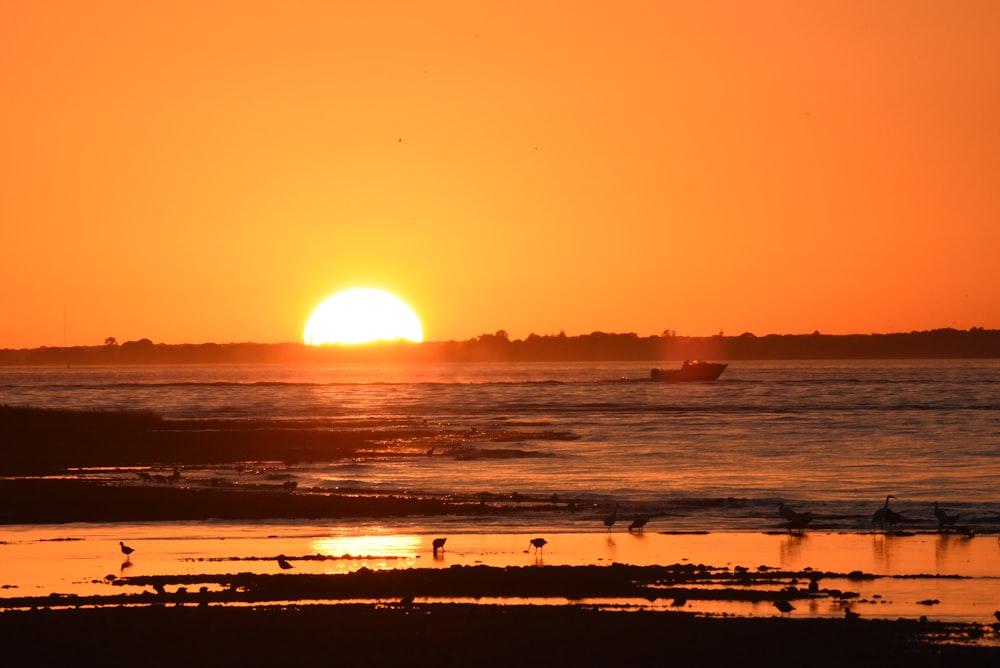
[304,289,423,345]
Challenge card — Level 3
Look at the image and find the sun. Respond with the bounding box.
[304,288,423,345]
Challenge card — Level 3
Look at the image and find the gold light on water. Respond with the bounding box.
[311,534,424,560]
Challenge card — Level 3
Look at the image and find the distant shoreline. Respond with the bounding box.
[2,327,998,365]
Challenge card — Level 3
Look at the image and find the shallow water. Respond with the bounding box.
[4,522,1000,625]
[3,360,1000,624]
[3,360,999,533]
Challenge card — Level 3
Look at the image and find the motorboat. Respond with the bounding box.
[649,360,727,381]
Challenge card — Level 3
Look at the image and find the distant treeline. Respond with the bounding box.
[1,328,998,365]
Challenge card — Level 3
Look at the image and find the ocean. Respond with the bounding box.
[2,359,999,535]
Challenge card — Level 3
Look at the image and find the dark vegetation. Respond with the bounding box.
[1,327,998,365]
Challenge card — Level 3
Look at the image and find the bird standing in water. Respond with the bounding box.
[529,537,547,554]
[604,504,618,532]
[778,502,814,533]
[119,541,134,560]
[773,600,795,615]
[628,516,649,533]
[277,555,293,570]
[934,502,958,531]
[872,495,901,532]
[432,537,447,555]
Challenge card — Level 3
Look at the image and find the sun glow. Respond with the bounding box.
[304,288,423,345]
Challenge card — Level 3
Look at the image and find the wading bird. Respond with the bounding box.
[933,502,958,531]
[119,541,134,559]
[604,504,618,532]
[529,537,547,554]
[778,502,814,533]
[872,495,902,532]
[432,537,447,555]
[773,600,795,615]
[276,555,293,570]
[628,516,649,533]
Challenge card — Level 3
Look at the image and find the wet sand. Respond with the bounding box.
[4,482,1000,666]
[2,408,1000,665]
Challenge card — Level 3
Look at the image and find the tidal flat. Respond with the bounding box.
[3,406,1000,665]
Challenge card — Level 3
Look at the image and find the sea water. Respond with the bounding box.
[2,359,999,534]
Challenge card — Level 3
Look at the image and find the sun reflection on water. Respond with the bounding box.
[310,534,424,561]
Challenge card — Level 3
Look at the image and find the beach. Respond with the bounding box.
[4,475,1000,666]
[3,402,1000,665]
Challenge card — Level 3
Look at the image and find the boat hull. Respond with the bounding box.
[650,361,727,382]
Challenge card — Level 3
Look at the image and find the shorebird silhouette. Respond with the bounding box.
[627,516,649,533]
[778,502,814,533]
[529,537,547,554]
[604,504,618,532]
[934,502,958,531]
[872,495,901,532]
[773,600,795,615]
[432,537,447,555]
[276,555,293,570]
[119,541,134,560]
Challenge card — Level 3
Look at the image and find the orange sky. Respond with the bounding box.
[2,1,998,348]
